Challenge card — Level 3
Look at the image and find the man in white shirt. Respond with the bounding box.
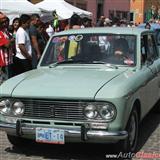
[14,14,32,75]
[46,22,54,37]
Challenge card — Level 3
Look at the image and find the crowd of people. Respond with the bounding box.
[0,12,50,84]
[0,11,92,83]
[0,10,160,84]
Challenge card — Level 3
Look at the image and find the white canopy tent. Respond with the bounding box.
[0,0,41,22]
[35,0,92,20]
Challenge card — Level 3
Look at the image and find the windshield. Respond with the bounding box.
[40,34,136,67]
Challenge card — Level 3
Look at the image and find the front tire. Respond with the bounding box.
[153,100,160,113]
[119,107,139,153]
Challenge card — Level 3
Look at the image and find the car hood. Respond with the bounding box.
[2,66,128,99]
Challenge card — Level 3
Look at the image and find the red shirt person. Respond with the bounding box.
[0,12,14,79]
[0,12,10,67]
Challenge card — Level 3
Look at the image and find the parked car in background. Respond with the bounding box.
[0,27,160,153]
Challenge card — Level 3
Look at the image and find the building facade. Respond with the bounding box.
[130,0,160,24]
[29,0,160,24]
[65,0,130,24]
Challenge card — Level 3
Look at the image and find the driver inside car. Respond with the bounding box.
[113,38,134,65]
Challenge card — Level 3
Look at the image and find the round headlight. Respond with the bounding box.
[99,104,116,121]
[12,101,25,116]
[0,99,11,115]
[84,104,98,119]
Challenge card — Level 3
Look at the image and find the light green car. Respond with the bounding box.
[0,27,160,152]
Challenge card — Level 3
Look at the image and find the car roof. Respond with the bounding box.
[54,27,152,36]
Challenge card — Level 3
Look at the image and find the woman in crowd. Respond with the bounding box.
[11,18,20,39]
[8,18,20,57]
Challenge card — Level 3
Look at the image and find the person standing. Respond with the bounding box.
[0,12,14,80]
[14,14,32,75]
[145,22,151,29]
[96,16,105,27]
[37,21,49,53]
[69,13,82,29]
[29,14,41,69]
[9,18,20,55]
[65,14,82,59]
[46,21,54,37]
[11,18,20,39]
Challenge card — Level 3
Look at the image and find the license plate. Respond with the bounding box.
[36,127,64,144]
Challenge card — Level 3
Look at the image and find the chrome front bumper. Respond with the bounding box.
[0,121,128,143]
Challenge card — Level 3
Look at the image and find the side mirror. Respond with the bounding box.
[158,46,160,56]
[146,57,154,66]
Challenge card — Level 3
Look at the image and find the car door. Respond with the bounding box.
[141,33,160,113]
[149,33,160,99]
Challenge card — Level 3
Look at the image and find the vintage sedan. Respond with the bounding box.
[0,27,160,153]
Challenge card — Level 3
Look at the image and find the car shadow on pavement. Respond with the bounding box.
[136,108,160,152]
[4,109,160,160]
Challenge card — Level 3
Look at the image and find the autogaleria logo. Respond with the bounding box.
[105,152,160,159]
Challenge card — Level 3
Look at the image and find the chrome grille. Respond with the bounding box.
[21,99,85,120]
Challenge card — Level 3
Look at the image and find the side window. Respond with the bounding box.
[141,34,158,65]
[141,35,147,64]
[147,35,158,60]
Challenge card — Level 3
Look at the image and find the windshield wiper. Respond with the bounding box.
[92,61,118,69]
[49,59,87,68]
[49,60,118,69]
